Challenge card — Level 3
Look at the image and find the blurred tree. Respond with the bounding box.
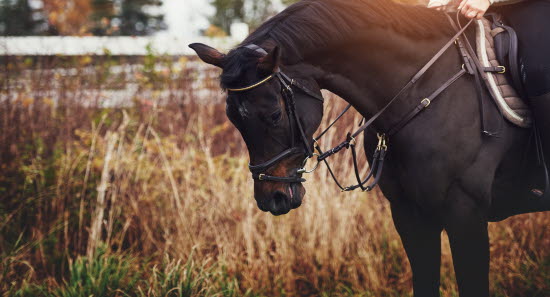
[0,0,47,35]
[245,0,274,29]
[207,0,428,36]
[204,24,228,38]
[281,0,299,5]
[118,0,166,36]
[89,0,166,36]
[209,0,276,34]
[43,0,92,35]
[210,0,244,34]
[90,0,116,35]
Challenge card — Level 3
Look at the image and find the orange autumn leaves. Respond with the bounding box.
[43,0,95,35]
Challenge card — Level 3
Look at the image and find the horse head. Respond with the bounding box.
[190,43,325,216]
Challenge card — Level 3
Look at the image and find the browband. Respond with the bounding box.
[227,74,275,92]
[244,44,268,55]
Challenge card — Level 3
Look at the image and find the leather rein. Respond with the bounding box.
[229,18,487,192]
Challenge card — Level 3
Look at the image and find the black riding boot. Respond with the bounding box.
[530,92,550,197]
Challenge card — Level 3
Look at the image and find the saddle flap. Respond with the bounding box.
[486,13,526,98]
[475,16,532,128]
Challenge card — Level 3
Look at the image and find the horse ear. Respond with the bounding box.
[258,46,281,72]
[188,43,225,68]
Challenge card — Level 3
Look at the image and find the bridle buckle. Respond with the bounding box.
[421,98,431,108]
[377,133,389,151]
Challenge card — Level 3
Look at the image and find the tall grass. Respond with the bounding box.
[0,54,549,297]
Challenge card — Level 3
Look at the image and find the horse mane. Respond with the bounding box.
[221,0,453,88]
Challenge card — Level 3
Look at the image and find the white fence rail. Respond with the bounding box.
[0,36,238,56]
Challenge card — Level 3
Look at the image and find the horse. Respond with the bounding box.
[189,0,550,296]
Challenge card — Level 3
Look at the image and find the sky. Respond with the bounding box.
[162,0,213,38]
[161,0,286,38]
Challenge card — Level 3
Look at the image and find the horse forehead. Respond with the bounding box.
[221,53,261,87]
[237,101,250,118]
[228,95,252,118]
[230,92,275,119]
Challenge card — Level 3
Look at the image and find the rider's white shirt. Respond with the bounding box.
[427,0,522,11]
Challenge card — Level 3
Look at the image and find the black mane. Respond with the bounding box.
[221,0,452,88]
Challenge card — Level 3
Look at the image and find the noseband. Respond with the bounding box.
[227,52,324,183]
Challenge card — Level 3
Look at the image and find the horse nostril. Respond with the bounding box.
[273,191,287,203]
[270,191,289,214]
[256,199,269,212]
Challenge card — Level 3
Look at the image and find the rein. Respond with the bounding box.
[231,18,489,192]
[310,18,482,192]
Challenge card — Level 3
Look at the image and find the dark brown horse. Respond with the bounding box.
[190,0,550,296]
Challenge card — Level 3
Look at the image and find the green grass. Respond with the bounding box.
[4,247,267,297]
[2,55,549,297]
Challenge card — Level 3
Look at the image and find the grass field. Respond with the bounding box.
[1,54,549,297]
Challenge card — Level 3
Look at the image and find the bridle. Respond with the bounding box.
[227,46,324,183]
[229,18,497,191]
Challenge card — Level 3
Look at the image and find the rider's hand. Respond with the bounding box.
[427,0,449,11]
[458,0,492,19]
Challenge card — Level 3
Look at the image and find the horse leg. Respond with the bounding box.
[391,201,442,297]
[444,186,490,297]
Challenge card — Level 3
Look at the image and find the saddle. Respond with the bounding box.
[475,13,532,128]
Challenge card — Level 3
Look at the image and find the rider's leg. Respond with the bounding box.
[501,0,550,98]
[502,0,550,169]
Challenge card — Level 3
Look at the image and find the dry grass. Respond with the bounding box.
[0,55,549,297]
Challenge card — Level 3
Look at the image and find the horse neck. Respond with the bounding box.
[302,26,458,130]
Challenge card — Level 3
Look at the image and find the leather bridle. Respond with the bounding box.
[229,18,496,192]
[227,55,325,183]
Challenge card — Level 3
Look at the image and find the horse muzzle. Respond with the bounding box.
[256,182,305,216]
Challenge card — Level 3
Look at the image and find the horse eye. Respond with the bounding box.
[270,110,282,124]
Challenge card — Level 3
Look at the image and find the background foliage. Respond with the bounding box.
[209,0,281,33]
[1,1,548,297]
[0,0,164,36]
[0,0,48,35]
[0,52,549,297]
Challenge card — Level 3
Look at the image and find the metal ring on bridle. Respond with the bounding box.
[297,153,320,174]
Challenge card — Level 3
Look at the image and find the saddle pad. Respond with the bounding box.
[475,18,532,128]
